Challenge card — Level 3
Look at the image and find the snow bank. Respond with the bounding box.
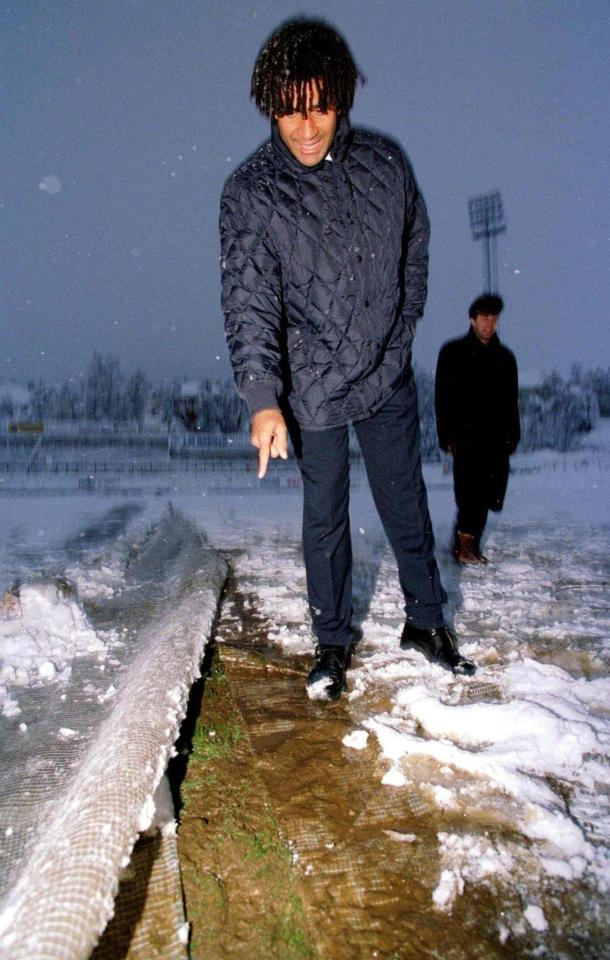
[0,507,227,960]
[0,581,114,717]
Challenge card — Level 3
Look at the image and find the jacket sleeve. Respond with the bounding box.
[220,180,284,415]
[434,343,456,452]
[400,154,430,332]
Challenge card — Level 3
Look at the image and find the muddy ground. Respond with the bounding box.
[175,577,606,960]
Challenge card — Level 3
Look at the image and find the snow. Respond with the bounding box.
[342,729,369,750]
[0,418,608,950]
[0,382,31,407]
[38,174,61,194]
[433,832,515,911]
[0,581,114,717]
[176,421,609,919]
[524,904,548,932]
[382,830,417,843]
[306,676,334,701]
[432,868,463,910]
[0,507,226,958]
[381,767,408,787]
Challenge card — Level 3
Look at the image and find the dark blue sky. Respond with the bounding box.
[3,0,609,387]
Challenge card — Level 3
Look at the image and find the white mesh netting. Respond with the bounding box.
[0,507,227,959]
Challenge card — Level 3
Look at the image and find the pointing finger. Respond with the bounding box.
[258,441,270,479]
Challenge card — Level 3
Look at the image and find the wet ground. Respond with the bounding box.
[177,570,609,960]
[2,481,608,958]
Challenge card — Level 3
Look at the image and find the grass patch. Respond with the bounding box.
[181,718,243,806]
[246,827,291,863]
[269,893,315,958]
[191,718,243,762]
[179,645,317,958]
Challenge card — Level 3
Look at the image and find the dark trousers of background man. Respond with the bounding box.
[294,379,447,648]
[452,446,510,541]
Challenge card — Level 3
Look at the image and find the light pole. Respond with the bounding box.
[468,191,506,293]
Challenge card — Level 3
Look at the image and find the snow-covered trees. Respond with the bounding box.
[591,367,610,416]
[519,371,599,452]
[3,357,608,454]
[14,354,249,436]
[85,353,122,421]
[414,365,604,458]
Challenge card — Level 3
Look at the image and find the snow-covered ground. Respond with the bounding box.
[0,421,608,951]
[211,421,610,943]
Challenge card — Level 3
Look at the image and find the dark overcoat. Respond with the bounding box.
[220,116,429,430]
[435,328,520,453]
[435,328,520,512]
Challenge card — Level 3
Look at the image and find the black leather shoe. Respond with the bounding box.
[401,624,476,676]
[306,644,350,701]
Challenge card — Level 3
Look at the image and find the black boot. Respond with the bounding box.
[306,644,350,701]
[401,624,476,676]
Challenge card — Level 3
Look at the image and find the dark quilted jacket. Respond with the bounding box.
[220,116,429,429]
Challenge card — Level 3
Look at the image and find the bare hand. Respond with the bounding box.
[251,408,289,479]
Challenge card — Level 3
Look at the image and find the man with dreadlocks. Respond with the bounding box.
[220,18,475,701]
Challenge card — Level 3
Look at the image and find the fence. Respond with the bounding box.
[0,458,250,475]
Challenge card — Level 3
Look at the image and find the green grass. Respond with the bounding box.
[269,894,316,959]
[181,650,317,958]
[203,662,227,699]
[191,718,244,762]
[192,870,228,905]
[245,827,291,863]
[181,716,244,806]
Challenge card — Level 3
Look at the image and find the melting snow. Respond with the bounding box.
[0,422,608,946]
[342,729,369,750]
[218,432,610,915]
[0,581,112,716]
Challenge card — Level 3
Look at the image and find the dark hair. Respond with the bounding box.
[251,18,362,117]
[469,294,504,319]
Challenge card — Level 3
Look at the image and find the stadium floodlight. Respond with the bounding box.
[468,191,507,293]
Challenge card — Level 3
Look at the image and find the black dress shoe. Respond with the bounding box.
[401,624,476,676]
[306,644,351,701]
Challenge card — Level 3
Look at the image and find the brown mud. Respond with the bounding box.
[176,575,609,960]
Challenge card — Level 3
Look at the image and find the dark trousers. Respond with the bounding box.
[295,380,447,647]
[453,447,510,540]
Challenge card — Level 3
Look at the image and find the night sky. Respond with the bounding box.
[3,0,609,388]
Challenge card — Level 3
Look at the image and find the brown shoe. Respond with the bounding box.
[451,531,481,565]
[473,539,488,564]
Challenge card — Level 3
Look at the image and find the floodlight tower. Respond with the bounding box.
[468,191,506,292]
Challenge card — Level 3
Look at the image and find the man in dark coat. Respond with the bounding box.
[220,19,475,700]
[435,294,520,564]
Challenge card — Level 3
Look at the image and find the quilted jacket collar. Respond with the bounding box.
[270,113,352,175]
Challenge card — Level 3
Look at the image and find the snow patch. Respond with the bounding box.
[381,767,407,787]
[306,678,333,701]
[524,904,548,932]
[432,869,463,910]
[0,581,112,716]
[342,729,369,750]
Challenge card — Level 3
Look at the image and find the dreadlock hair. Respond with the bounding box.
[251,18,362,118]
[469,294,504,319]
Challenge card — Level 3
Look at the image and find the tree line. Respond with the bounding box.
[2,353,608,456]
